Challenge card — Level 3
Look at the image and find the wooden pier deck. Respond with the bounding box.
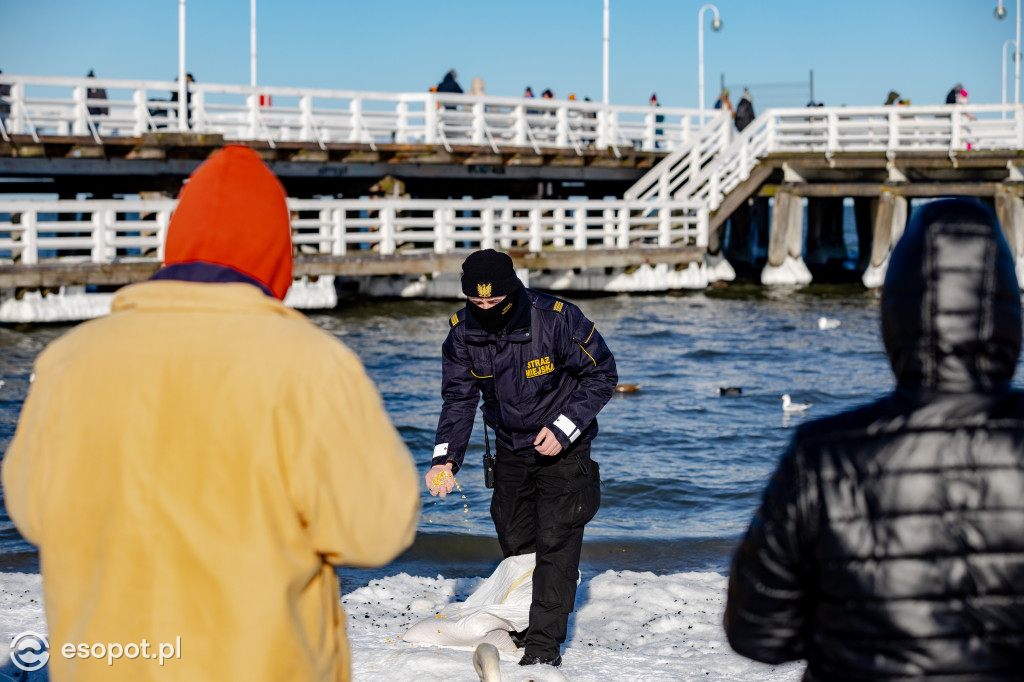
[0,73,709,199]
[0,246,705,290]
[0,133,666,200]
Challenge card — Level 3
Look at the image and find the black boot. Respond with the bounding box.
[519,653,562,668]
[509,628,528,649]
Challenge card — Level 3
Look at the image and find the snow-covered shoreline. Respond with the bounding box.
[1,569,803,681]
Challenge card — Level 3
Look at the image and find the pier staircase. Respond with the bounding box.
[624,102,1024,287]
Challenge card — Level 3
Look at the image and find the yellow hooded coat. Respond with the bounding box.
[2,146,420,681]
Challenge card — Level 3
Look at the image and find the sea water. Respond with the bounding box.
[0,283,920,585]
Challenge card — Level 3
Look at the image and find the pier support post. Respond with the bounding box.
[861,190,907,289]
[805,197,847,267]
[853,197,875,272]
[705,211,736,283]
[761,190,812,285]
[995,189,1024,286]
[724,198,753,266]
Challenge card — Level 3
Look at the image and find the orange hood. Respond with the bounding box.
[164,145,292,300]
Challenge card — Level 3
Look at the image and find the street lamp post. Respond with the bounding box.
[995,0,1021,105]
[1004,38,1017,116]
[602,0,610,105]
[178,0,187,131]
[251,0,257,89]
[698,4,722,117]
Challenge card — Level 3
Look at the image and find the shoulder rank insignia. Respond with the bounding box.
[449,311,464,328]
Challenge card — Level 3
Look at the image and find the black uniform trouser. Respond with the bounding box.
[489,440,601,659]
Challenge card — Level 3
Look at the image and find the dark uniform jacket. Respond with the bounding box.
[725,199,1024,681]
[433,288,617,474]
[734,96,754,132]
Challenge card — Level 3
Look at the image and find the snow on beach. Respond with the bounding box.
[1,568,803,681]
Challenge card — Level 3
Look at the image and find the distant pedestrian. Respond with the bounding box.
[582,96,597,146]
[0,69,11,133]
[734,88,754,132]
[469,77,486,96]
[714,89,734,118]
[437,69,463,94]
[650,93,664,147]
[725,198,1024,680]
[86,69,108,116]
[541,89,554,99]
[436,70,462,111]
[884,90,901,105]
[946,82,963,104]
[954,86,977,148]
[170,72,195,127]
[524,86,535,98]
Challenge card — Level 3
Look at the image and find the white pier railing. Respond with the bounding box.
[0,198,707,267]
[627,103,1024,206]
[0,74,715,155]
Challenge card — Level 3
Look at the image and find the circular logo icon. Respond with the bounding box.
[10,632,50,672]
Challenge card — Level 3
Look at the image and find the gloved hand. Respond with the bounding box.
[426,463,456,497]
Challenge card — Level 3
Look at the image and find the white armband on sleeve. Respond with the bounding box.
[433,443,449,460]
[553,414,581,443]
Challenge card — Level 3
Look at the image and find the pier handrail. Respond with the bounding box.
[0,73,710,154]
[0,197,707,268]
[628,103,1024,207]
[623,111,733,201]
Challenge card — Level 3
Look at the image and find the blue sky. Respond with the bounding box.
[0,1,1016,110]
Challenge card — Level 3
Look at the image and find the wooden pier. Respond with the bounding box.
[0,73,709,200]
[3,72,1024,321]
[0,132,666,200]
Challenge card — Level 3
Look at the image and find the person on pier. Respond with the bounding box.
[169,72,195,126]
[85,69,108,116]
[725,198,1024,679]
[0,69,10,135]
[714,88,734,118]
[734,88,754,132]
[2,145,420,682]
[436,69,463,94]
[426,249,617,669]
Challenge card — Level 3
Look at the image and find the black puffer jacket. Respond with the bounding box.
[724,199,1024,681]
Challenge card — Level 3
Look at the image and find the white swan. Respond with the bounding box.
[473,643,502,682]
[817,317,841,330]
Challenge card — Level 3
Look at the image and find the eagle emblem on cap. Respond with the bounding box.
[476,283,493,297]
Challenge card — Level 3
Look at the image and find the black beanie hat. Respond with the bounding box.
[461,249,520,297]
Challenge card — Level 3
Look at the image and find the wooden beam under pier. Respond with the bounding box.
[758,182,1020,198]
[0,247,705,289]
[291,247,707,277]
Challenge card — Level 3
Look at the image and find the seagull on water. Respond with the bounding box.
[817,316,841,330]
[782,394,812,413]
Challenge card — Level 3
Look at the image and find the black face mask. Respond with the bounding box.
[468,288,519,334]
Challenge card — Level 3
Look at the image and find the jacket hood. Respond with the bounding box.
[881,198,1021,391]
[163,145,292,300]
